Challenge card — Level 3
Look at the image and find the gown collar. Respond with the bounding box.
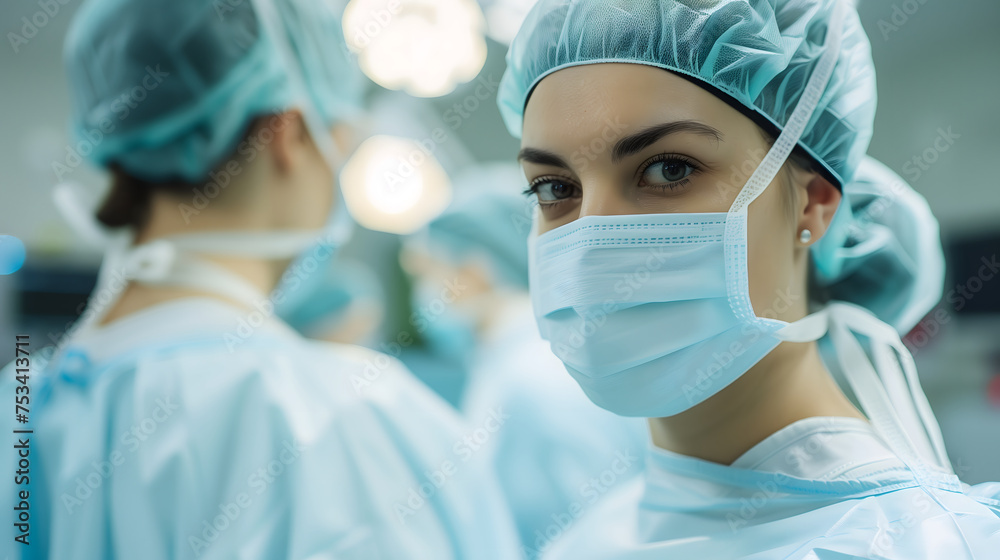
[641,416,963,515]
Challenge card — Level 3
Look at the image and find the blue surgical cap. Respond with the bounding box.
[813,156,944,334]
[419,163,534,290]
[64,0,364,183]
[497,0,876,187]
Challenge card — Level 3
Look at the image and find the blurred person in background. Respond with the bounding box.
[0,0,520,558]
[275,256,385,346]
[402,162,648,556]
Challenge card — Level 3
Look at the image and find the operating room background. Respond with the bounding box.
[1,0,998,482]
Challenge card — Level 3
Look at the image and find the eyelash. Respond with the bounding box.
[522,175,577,208]
[636,154,701,190]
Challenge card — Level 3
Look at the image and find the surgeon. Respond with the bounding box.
[399,163,534,406]
[403,163,648,554]
[0,0,520,558]
[497,0,1000,557]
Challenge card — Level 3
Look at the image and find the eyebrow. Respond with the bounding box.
[516,147,569,168]
[518,120,723,170]
[611,120,722,163]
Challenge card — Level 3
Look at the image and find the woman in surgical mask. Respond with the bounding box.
[0,0,520,558]
[496,0,1000,557]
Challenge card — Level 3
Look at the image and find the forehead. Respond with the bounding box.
[521,63,751,150]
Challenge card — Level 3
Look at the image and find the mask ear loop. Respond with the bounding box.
[723,0,846,325]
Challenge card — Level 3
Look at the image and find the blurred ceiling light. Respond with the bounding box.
[339,135,453,234]
[482,0,537,45]
[343,0,488,97]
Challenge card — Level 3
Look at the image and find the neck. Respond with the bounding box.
[648,341,865,465]
[99,209,286,327]
[97,255,283,327]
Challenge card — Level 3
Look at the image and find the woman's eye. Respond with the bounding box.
[641,159,695,186]
[531,180,578,203]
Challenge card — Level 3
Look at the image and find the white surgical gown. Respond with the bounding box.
[460,299,648,557]
[1,298,519,560]
[541,416,1000,559]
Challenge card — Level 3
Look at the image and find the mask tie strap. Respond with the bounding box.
[894,336,951,468]
[121,240,268,308]
[112,229,333,316]
[778,303,953,479]
[828,303,952,472]
[53,183,329,335]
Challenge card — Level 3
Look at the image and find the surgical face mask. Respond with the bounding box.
[528,1,952,478]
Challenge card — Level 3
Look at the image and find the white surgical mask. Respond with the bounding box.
[528,0,952,478]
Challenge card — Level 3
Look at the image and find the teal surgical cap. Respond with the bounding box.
[64,0,364,183]
[813,156,944,334]
[419,163,534,290]
[497,0,876,187]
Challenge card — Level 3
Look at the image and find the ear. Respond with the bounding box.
[267,109,310,175]
[797,172,841,246]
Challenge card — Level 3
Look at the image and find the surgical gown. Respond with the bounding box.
[1,297,519,559]
[540,416,1000,559]
[461,299,648,556]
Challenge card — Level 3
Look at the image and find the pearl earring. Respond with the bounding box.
[799,229,812,244]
